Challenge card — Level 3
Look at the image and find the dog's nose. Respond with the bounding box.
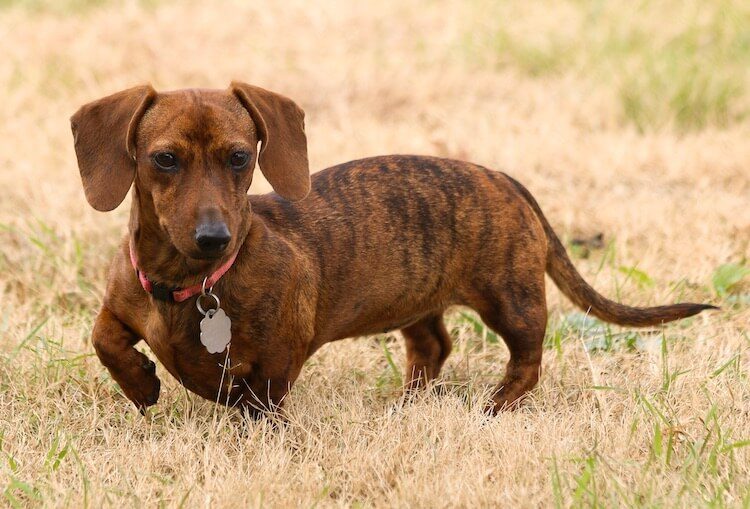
[195,222,231,254]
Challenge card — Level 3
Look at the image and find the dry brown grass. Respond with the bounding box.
[1,0,749,507]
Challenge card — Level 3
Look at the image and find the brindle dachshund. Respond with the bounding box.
[70,82,716,416]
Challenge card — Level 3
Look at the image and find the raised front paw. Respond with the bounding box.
[124,355,161,412]
[91,306,162,413]
[106,351,162,413]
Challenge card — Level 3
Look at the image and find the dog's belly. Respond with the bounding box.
[316,291,458,343]
[329,315,422,340]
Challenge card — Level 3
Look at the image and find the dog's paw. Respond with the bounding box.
[114,354,161,413]
[483,391,525,415]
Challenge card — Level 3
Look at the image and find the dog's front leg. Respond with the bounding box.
[236,349,308,420]
[92,306,160,412]
[236,373,296,420]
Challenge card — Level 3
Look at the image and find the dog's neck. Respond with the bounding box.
[128,189,251,288]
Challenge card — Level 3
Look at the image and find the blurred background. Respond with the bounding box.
[0,1,748,507]
[1,0,748,250]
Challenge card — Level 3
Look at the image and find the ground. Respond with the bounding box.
[1,0,749,507]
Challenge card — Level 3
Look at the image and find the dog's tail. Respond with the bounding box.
[505,175,718,327]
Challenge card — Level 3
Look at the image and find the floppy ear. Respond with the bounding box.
[70,85,156,211]
[231,82,310,201]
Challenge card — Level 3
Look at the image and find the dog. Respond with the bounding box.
[70,82,716,416]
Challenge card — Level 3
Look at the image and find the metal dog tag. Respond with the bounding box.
[197,285,231,354]
[199,308,232,354]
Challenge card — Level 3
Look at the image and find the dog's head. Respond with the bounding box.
[70,82,309,260]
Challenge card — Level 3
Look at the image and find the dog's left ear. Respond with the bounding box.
[231,82,310,201]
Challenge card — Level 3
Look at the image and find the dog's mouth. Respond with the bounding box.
[185,239,235,262]
[188,250,230,261]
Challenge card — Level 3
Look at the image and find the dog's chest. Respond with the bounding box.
[140,303,257,400]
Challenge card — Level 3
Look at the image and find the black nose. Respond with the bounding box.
[194,222,231,253]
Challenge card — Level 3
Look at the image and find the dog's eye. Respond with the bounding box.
[153,152,178,171]
[229,151,250,171]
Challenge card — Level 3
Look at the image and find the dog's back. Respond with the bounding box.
[252,155,543,337]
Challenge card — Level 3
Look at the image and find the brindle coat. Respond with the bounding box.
[71,83,716,416]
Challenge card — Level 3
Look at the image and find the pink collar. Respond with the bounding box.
[129,243,238,303]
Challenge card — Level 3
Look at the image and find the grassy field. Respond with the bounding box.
[1,0,749,506]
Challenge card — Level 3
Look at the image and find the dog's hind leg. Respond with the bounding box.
[401,313,452,392]
[472,269,547,414]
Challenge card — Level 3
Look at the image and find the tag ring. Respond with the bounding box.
[201,276,213,296]
[196,292,220,316]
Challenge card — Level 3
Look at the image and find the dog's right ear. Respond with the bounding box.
[71,85,156,211]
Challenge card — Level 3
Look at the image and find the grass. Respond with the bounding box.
[0,0,749,506]
[0,0,109,13]
[463,0,750,132]
[0,0,161,14]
